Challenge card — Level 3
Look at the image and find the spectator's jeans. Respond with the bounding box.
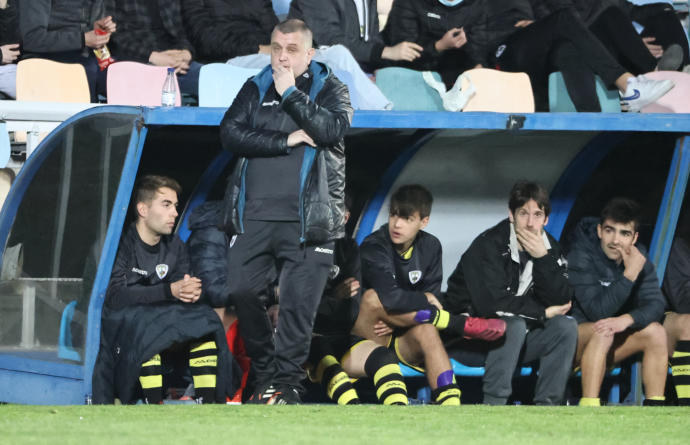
[0,64,16,99]
[227,45,392,110]
[177,61,203,98]
[494,9,627,111]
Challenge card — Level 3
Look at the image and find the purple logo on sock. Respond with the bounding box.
[437,369,454,388]
[414,309,432,324]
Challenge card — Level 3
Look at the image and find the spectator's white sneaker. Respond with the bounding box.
[620,75,674,112]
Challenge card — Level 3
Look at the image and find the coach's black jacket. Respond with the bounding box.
[92,223,238,404]
[220,61,353,244]
[662,238,690,314]
[360,224,443,314]
[444,218,572,323]
[567,217,665,328]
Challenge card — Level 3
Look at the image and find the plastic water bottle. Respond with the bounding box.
[161,68,177,107]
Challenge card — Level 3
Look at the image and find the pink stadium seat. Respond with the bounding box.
[107,61,182,106]
[641,71,690,113]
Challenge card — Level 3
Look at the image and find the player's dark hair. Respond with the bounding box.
[508,181,551,217]
[134,174,181,207]
[389,184,433,219]
[600,198,641,232]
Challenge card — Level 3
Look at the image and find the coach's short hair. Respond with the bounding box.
[134,174,181,207]
[600,197,641,232]
[508,181,551,217]
[389,184,433,219]
[272,19,313,48]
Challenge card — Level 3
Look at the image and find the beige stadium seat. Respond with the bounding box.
[16,58,90,103]
[378,0,393,30]
[461,68,535,113]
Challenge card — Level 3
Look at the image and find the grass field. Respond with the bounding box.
[2,405,688,444]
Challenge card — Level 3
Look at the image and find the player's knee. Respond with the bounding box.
[361,289,383,312]
[641,322,667,350]
[589,329,615,350]
[675,314,690,340]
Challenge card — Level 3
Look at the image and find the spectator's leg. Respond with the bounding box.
[0,64,17,99]
[226,220,279,392]
[633,3,690,68]
[272,223,332,392]
[588,6,657,75]
[313,45,392,110]
[177,61,203,98]
[550,40,602,112]
[664,312,690,405]
[521,315,578,405]
[481,316,527,405]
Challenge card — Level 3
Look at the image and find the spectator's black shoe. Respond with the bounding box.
[657,44,684,72]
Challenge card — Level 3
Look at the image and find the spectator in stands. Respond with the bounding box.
[288,0,424,72]
[622,0,690,71]
[106,0,201,98]
[385,0,675,112]
[220,19,352,404]
[18,0,115,102]
[0,0,19,99]
[353,184,507,406]
[181,0,276,64]
[93,175,237,404]
[568,198,667,406]
[661,226,690,405]
[443,181,577,405]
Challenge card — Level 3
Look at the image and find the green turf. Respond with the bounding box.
[1,405,688,444]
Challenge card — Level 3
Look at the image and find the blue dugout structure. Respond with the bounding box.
[0,106,688,405]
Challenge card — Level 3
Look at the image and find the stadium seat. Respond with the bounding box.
[0,122,10,169]
[16,59,90,103]
[374,67,445,111]
[107,61,182,106]
[548,72,621,113]
[640,71,690,113]
[378,0,394,30]
[58,301,81,362]
[460,68,535,113]
[198,64,260,107]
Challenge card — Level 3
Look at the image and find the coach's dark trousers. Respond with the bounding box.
[227,220,333,392]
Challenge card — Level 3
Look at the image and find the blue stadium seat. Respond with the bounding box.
[198,64,260,108]
[375,67,445,111]
[548,72,621,112]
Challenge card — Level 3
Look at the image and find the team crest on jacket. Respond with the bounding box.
[329,265,340,280]
[155,264,169,279]
[409,270,422,284]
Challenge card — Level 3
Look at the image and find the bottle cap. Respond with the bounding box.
[167,67,175,73]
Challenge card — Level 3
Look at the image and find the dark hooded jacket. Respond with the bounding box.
[444,218,572,323]
[567,217,665,328]
[661,237,690,314]
[219,61,353,244]
[187,201,231,308]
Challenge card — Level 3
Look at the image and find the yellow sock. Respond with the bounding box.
[579,397,601,406]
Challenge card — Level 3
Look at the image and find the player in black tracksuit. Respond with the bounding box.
[92,175,236,404]
[353,185,505,405]
[219,20,353,404]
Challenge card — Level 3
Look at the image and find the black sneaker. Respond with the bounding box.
[272,386,301,405]
[246,384,279,404]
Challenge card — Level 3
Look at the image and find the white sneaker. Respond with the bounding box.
[620,75,674,112]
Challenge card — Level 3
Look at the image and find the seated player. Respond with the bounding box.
[306,196,408,405]
[353,184,506,406]
[662,225,690,405]
[444,181,577,405]
[568,198,667,406]
[92,175,237,404]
